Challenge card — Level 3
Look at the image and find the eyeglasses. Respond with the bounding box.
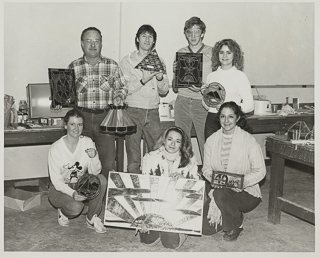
[83,39,101,44]
[185,29,202,37]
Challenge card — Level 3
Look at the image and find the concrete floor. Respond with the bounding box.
[3,161,316,254]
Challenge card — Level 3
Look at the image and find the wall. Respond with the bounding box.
[4,2,122,102]
[2,1,315,175]
[4,145,51,180]
[3,1,315,104]
[120,2,314,86]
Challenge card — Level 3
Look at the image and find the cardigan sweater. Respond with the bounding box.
[203,126,266,198]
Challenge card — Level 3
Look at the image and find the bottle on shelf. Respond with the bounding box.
[285,97,289,106]
[18,100,28,124]
[11,104,19,129]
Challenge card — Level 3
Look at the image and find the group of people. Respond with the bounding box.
[47,16,266,249]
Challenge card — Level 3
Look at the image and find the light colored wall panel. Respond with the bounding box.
[120,2,314,86]
[4,2,121,102]
[4,145,51,180]
[4,2,314,105]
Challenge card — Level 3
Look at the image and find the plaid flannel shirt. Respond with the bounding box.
[68,55,127,109]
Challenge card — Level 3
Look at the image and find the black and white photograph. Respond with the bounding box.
[1,0,318,256]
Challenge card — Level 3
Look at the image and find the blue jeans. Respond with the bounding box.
[80,110,115,179]
[48,174,107,220]
[174,95,207,160]
[213,188,261,231]
[204,112,220,140]
[125,107,163,173]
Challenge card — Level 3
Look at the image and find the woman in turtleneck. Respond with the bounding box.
[139,126,201,249]
[142,126,200,180]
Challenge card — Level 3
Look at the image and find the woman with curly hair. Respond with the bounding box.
[139,126,201,249]
[201,39,254,140]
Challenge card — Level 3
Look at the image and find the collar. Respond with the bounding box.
[218,65,237,72]
[83,55,102,64]
[163,148,180,162]
[188,43,205,54]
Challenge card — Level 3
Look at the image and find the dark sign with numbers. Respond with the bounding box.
[211,171,244,189]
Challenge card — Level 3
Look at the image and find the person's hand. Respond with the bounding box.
[200,83,208,95]
[215,104,222,111]
[170,172,184,181]
[141,69,160,85]
[212,184,224,189]
[73,191,87,201]
[85,148,97,158]
[172,61,177,73]
[188,85,201,92]
[231,187,243,193]
[51,105,62,111]
[155,72,164,81]
[113,96,123,106]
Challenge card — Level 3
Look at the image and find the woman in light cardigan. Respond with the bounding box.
[202,101,266,241]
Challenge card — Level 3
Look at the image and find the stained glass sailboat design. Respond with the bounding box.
[76,174,101,200]
[104,172,205,235]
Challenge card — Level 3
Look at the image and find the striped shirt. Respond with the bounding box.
[68,55,127,109]
[221,133,233,171]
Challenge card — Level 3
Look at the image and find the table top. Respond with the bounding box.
[4,113,314,147]
[5,112,314,133]
[266,135,314,166]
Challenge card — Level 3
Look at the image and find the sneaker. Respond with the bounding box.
[86,214,107,234]
[58,208,70,227]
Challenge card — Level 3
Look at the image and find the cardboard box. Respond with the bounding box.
[4,189,41,211]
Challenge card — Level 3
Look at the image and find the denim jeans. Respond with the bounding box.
[174,95,207,160]
[213,188,261,231]
[125,107,163,173]
[204,112,221,141]
[48,174,107,220]
[80,109,115,179]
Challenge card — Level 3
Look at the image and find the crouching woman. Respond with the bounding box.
[140,126,201,249]
[48,109,107,234]
[202,101,266,241]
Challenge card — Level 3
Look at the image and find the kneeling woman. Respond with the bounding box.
[202,101,266,241]
[140,126,201,249]
[48,109,107,234]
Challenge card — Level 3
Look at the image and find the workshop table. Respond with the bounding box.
[4,113,314,180]
[266,135,315,224]
[4,127,125,179]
